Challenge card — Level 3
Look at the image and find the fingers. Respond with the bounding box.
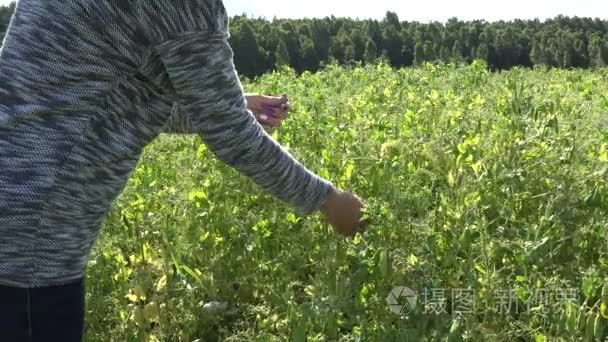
[263,116,283,127]
[265,98,290,114]
[264,106,289,120]
[255,113,282,128]
[279,94,291,111]
[259,95,290,110]
[249,94,292,127]
[279,101,291,113]
[258,95,287,108]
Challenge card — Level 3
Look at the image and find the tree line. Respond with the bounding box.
[1,2,607,77]
[228,13,608,76]
[0,2,14,40]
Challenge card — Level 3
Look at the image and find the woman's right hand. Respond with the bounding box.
[320,190,368,237]
[246,94,291,130]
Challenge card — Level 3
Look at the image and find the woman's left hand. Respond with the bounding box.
[246,94,291,130]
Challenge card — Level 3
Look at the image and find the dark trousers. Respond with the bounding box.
[0,278,85,342]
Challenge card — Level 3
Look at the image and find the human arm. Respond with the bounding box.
[138,0,367,230]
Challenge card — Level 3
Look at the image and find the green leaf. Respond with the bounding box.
[188,190,207,201]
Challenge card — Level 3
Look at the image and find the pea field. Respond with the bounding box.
[86,61,608,341]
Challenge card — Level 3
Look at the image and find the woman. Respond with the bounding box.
[0,0,366,340]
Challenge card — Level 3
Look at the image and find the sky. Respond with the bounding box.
[223,0,608,22]
[0,0,606,23]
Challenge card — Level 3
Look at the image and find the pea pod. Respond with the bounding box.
[446,317,463,342]
[583,312,594,342]
[557,308,567,333]
[144,301,160,321]
[133,306,145,326]
[601,281,608,318]
[577,302,588,333]
[291,317,306,342]
[378,249,390,278]
[594,313,605,339]
[566,303,577,333]
[458,227,470,247]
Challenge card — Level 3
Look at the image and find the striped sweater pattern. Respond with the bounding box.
[0,0,334,288]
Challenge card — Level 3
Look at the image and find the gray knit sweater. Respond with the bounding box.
[0,0,335,288]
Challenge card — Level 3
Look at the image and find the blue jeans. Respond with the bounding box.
[0,278,85,342]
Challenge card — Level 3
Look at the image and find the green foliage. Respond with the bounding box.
[414,42,425,65]
[0,1,15,36]
[231,22,260,77]
[82,62,608,340]
[274,38,291,68]
[364,39,377,64]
